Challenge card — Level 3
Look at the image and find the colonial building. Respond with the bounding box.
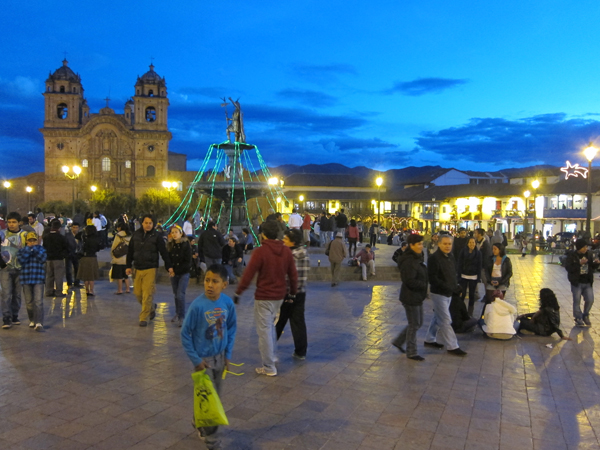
[40,60,173,201]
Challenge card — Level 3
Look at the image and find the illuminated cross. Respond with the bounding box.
[561,160,588,179]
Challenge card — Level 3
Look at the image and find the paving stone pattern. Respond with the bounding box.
[0,253,599,449]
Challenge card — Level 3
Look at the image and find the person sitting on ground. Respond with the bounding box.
[241,228,254,253]
[479,290,517,340]
[449,291,478,334]
[517,288,571,340]
[354,244,375,281]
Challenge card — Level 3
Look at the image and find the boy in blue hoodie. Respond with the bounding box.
[181,264,236,450]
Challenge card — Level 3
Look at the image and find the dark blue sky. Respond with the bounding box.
[3,0,600,178]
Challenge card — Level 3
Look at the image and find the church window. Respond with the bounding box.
[82,159,88,167]
[102,157,111,172]
[125,160,131,168]
[57,103,68,119]
[146,165,155,177]
[60,86,65,93]
[148,90,154,96]
[73,87,77,93]
[161,91,165,96]
[47,86,51,92]
[145,107,156,122]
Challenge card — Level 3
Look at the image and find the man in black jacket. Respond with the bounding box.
[197,222,224,267]
[43,219,69,297]
[392,234,428,361]
[335,209,348,240]
[126,215,174,327]
[424,235,467,356]
[565,239,600,327]
[222,237,244,284]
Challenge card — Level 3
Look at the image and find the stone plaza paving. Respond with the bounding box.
[0,249,600,449]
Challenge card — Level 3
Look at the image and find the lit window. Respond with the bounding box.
[82,159,88,167]
[125,160,131,168]
[102,157,111,172]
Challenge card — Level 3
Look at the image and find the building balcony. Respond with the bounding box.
[544,208,587,220]
[420,213,434,220]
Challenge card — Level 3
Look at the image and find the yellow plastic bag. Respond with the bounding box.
[192,370,229,428]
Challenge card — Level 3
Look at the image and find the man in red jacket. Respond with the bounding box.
[234,220,298,376]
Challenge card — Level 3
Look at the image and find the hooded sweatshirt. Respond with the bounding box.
[482,298,517,335]
[235,238,297,300]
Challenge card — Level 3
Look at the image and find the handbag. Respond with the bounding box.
[192,370,229,428]
[112,236,129,258]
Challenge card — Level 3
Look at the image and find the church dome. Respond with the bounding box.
[136,64,166,86]
[50,59,80,82]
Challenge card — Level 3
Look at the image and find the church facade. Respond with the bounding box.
[40,60,172,201]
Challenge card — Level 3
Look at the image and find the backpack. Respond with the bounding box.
[112,235,129,258]
[392,248,403,263]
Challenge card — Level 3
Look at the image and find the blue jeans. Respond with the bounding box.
[425,293,459,350]
[571,283,594,320]
[254,300,283,372]
[170,273,190,320]
[0,268,21,319]
[22,284,44,325]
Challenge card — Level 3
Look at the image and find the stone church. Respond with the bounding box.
[40,60,179,201]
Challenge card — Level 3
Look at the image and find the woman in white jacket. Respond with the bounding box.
[480,290,517,339]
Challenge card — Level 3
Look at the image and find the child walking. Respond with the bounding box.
[181,264,237,450]
[17,232,47,331]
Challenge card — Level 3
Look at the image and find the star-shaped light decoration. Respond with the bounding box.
[561,161,588,179]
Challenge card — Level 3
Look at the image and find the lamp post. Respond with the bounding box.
[376,177,383,228]
[299,195,304,210]
[162,181,178,218]
[62,165,82,218]
[3,181,11,214]
[584,144,598,237]
[531,179,539,255]
[90,185,97,212]
[523,190,530,241]
[26,186,32,213]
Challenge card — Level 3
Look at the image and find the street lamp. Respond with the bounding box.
[162,181,178,217]
[276,196,281,211]
[523,190,530,240]
[531,179,540,255]
[90,185,97,211]
[26,186,32,213]
[62,165,82,218]
[3,181,11,214]
[376,177,383,229]
[584,144,598,236]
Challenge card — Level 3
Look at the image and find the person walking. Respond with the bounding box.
[43,219,69,297]
[197,222,224,268]
[77,225,101,296]
[126,214,174,327]
[275,229,309,360]
[319,212,330,247]
[301,210,312,245]
[565,239,599,327]
[424,235,467,356]
[233,220,297,377]
[347,219,359,257]
[17,232,47,331]
[327,231,347,287]
[65,222,82,288]
[457,237,482,316]
[110,222,131,294]
[392,234,428,361]
[369,220,379,247]
[167,225,192,327]
[288,209,302,230]
[0,212,28,329]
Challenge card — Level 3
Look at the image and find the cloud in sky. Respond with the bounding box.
[385,77,469,96]
[276,88,338,107]
[290,63,357,85]
[415,113,600,165]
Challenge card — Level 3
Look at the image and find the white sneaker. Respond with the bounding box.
[35,324,44,332]
[29,322,35,328]
[255,366,277,377]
